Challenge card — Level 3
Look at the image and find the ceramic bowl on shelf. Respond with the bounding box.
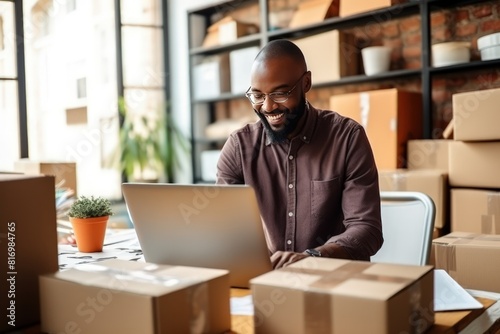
[361,46,392,76]
[432,41,471,67]
[477,32,500,61]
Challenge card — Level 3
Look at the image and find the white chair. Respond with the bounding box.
[371,191,436,266]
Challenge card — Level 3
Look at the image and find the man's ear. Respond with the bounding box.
[303,71,312,93]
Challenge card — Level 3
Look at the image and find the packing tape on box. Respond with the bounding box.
[359,93,370,130]
[390,171,407,190]
[482,193,500,234]
[284,262,417,333]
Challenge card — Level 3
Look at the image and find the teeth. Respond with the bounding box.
[267,113,284,121]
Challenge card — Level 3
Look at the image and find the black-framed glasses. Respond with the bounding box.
[245,71,308,105]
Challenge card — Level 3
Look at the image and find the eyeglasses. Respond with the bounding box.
[245,71,308,105]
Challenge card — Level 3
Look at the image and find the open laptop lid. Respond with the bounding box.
[122,183,273,288]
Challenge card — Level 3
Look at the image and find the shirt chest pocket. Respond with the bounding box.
[311,178,341,220]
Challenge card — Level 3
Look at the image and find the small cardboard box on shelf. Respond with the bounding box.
[330,88,423,170]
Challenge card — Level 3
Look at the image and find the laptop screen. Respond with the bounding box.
[122,183,273,288]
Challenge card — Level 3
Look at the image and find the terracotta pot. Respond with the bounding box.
[69,216,109,252]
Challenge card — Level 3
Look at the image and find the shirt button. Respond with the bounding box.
[289,155,294,160]
[288,212,293,217]
[287,240,292,245]
[303,136,307,140]
[288,184,293,189]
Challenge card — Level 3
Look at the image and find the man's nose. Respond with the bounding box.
[261,96,277,112]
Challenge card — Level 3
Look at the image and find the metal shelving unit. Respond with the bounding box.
[187,0,498,183]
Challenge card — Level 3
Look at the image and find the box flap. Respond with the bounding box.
[49,259,229,296]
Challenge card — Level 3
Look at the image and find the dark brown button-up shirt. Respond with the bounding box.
[216,104,383,260]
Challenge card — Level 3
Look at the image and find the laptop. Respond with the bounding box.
[121,183,273,288]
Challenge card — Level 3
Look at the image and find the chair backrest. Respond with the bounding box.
[371,191,436,266]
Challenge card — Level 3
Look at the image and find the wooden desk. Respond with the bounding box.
[230,289,500,334]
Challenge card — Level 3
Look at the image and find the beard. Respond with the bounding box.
[255,97,307,144]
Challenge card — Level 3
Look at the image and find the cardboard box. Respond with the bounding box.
[294,30,358,84]
[202,16,259,48]
[451,188,500,234]
[379,169,448,228]
[14,159,77,194]
[452,87,500,141]
[407,139,450,172]
[229,46,260,94]
[251,257,434,334]
[330,88,423,169]
[340,0,403,17]
[0,174,59,332]
[433,232,500,293]
[289,0,339,28]
[449,140,500,189]
[40,259,231,334]
[193,53,230,100]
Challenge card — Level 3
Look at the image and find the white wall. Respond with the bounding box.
[167,0,219,183]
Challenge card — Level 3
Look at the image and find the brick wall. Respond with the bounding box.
[214,1,500,138]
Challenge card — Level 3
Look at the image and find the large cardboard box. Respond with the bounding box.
[251,257,434,334]
[14,159,77,194]
[202,16,259,48]
[379,169,448,228]
[407,139,450,172]
[294,30,358,84]
[449,140,500,189]
[452,87,500,141]
[289,0,339,28]
[451,188,500,234]
[340,0,403,17]
[0,174,59,332]
[40,259,231,334]
[330,88,423,169]
[193,53,231,100]
[229,46,259,94]
[433,232,500,293]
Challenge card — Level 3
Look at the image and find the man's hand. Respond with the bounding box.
[271,251,309,269]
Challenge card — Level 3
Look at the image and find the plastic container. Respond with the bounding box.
[477,32,500,61]
[361,46,392,76]
[432,42,470,67]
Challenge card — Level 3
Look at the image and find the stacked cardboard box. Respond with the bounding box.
[449,87,500,234]
[406,139,451,237]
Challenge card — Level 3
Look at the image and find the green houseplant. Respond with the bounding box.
[117,97,189,182]
[68,196,114,252]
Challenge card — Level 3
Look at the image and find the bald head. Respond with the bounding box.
[255,39,307,72]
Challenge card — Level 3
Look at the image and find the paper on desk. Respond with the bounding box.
[230,295,254,316]
[434,269,483,311]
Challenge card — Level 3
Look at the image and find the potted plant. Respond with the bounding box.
[116,97,189,183]
[68,196,114,252]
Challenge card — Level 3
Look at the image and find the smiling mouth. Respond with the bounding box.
[266,112,285,122]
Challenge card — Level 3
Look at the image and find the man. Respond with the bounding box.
[216,39,383,269]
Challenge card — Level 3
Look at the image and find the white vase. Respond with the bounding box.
[362,46,392,76]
